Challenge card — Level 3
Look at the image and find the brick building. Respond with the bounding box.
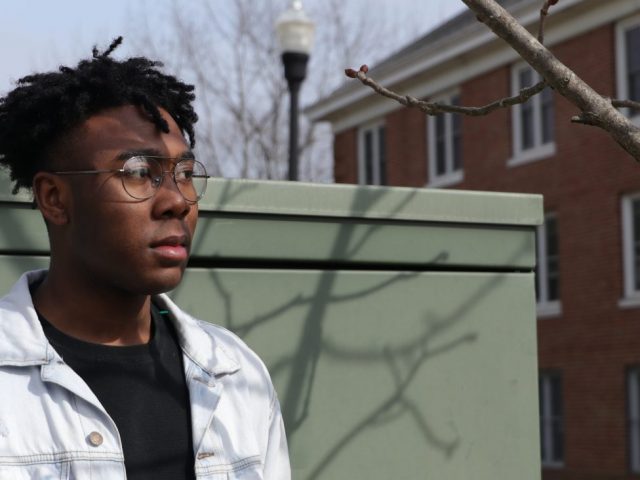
[307,0,640,478]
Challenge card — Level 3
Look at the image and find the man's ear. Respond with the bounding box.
[33,172,71,226]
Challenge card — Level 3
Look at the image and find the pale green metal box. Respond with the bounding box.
[0,175,543,479]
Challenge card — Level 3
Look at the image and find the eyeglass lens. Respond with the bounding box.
[122,156,207,202]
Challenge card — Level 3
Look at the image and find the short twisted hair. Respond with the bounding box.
[0,37,198,194]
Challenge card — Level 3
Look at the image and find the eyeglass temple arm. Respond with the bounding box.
[50,169,124,175]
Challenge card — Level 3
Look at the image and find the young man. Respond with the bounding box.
[0,38,290,479]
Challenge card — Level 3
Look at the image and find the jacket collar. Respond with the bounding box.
[0,270,240,377]
[152,293,240,377]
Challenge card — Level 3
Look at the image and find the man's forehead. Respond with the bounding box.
[68,105,188,157]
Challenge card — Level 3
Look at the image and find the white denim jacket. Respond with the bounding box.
[0,270,290,480]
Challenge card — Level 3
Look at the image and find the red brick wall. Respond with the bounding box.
[333,21,640,480]
[333,127,358,184]
[385,107,427,186]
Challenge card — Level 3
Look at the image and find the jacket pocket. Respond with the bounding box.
[0,462,67,480]
[196,455,263,479]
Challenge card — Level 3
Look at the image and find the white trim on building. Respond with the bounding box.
[509,63,556,166]
[357,120,386,185]
[616,13,640,122]
[427,91,463,188]
[536,213,561,318]
[621,193,640,304]
[539,372,564,468]
[308,0,640,135]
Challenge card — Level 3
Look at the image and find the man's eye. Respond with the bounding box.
[175,169,194,182]
[125,167,152,180]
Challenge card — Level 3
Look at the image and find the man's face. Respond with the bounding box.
[56,105,199,295]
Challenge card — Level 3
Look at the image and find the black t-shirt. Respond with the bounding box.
[38,304,196,480]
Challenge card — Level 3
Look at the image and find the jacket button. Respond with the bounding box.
[88,431,103,447]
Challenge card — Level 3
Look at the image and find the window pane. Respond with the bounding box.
[551,375,563,415]
[519,68,533,88]
[539,373,564,465]
[364,130,374,185]
[627,26,640,101]
[547,272,559,301]
[538,377,546,459]
[378,126,387,186]
[634,199,640,290]
[518,68,535,150]
[521,101,534,150]
[552,418,564,462]
[545,216,559,301]
[628,369,640,472]
[451,95,462,171]
[435,115,446,175]
[541,87,555,144]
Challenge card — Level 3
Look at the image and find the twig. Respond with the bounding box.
[573,99,640,126]
[612,99,640,110]
[345,65,546,117]
[538,0,559,44]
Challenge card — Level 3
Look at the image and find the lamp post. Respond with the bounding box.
[276,0,315,181]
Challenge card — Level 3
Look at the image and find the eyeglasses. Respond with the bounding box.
[50,156,209,203]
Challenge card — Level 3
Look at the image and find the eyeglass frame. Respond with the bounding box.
[48,155,210,203]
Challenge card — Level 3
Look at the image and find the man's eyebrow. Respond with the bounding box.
[114,149,196,161]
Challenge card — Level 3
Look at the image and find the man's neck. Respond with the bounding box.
[32,268,153,346]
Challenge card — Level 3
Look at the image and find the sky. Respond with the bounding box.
[0,0,466,96]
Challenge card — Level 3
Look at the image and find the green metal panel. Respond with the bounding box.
[198,178,542,226]
[0,174,542,479]
[0,175,542,269]
[172,268,540,480]
[193,215,535,269]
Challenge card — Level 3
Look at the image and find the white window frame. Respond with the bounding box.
[616,14,640,122]
[539,372,564,468]
[629,368,640,473]
[427,91,463,188]
[508,63,556,166]
[620,193,640,308]
[357,121,386,186]
[536,213,561,318]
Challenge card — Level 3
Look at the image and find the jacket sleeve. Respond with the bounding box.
[263,390,291,480]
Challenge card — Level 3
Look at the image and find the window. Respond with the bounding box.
[616,15,640,119]
[427,93,462,187]
[621,193,640,305]
[536,213,561,317]
[539,372,564,467]
[358,122,386,185]
[510,64,555,165]
[629,368,640,473]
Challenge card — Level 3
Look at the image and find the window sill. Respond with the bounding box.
[507,142,556,167]
[618,296,640,309]
[427,170,463,189]
[537,301,561,319]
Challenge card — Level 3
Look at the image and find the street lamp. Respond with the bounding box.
[276,0,315,181]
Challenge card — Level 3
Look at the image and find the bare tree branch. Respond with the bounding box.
[537,0,558,44]
[462,0,640,159]
[345,0,640,161]
[612,99,640,110]
[346,66,547,116]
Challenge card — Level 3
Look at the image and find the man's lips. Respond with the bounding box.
[150,235,190,262]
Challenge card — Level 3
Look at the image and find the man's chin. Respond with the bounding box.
[141,269,186,295]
